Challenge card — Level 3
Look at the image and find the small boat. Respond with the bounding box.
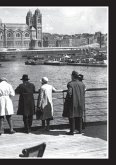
[0,55,16,62]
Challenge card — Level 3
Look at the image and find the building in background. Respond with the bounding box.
[0,8,42,49]
[0,9,107,50]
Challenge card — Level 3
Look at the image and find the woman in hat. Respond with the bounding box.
[15,74,35,133]
[0,77,15,135]
[36,77,63,131]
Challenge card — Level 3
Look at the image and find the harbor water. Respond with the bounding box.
[0,59,108,128]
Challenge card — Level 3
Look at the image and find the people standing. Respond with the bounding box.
[36,77,63,131]
[15,74,35,133]
[62,71,85,135]
[0,77,15,135]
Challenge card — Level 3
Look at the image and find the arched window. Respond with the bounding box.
[7,32,12,38]
[0,32,3,40]
[25,33,29,37]
[38,18,41,23]
[16,33,21,37]
[38,41,41,47]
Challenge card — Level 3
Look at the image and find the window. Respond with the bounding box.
[38,18,41,23]
[25,33,29,37]
[0,32,3,40]
[7,33,12,38]
[16,33,21,37]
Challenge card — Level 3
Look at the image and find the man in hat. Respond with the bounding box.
[0,77,15,135]
[15,74,35,133]
[37,77,63,131]
[78,74,84,82]
[62,71,85,135]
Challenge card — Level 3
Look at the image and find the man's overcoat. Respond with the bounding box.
[63,79,85,118]
[15,82,35,116]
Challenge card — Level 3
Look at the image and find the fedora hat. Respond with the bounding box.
[78,74,84,81]
[40,77,48,83]
[20,74,30,81]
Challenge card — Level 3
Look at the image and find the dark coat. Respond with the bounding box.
[15,81,35,116]
[62,79,85,118]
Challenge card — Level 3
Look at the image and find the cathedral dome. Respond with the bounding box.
[27,10,32,17]
[35,8,41,15]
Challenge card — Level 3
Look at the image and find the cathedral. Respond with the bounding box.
[0,8,42,49]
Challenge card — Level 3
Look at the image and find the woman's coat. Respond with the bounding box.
[0,81,15,116]
[15,81,35,116]
[63,79,85,118]
[37,84,56,120]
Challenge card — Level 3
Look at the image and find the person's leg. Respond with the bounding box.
[75,117,79,131]
[66,118,74,135]
[23,115,29,133]
[28,115,33,131]
[0,116,4,135]
[6,115,15,134]
[78,117,83,134]
[42,120,45,128]
[46,119,50,131]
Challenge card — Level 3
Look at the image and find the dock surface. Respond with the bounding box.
[0,124,108,159]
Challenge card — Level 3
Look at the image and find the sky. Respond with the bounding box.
[0,7,108,35]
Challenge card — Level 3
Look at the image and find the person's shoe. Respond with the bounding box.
[24,129,30,134]
[9,130,16,134]
[78,131,82,134]
[66,131,74,135]
[74,130,79,134]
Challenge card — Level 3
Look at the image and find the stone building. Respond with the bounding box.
[0,8,42,49]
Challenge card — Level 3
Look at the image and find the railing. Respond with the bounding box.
[3,88,107,129]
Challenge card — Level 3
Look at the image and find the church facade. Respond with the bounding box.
[0,8,42,49]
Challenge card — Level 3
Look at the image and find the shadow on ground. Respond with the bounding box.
[82,124,107,141]
[29,129,67,136]
[4,124,107,140]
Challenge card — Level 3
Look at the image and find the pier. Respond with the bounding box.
[0,124,107,159]
[0,88,108,158]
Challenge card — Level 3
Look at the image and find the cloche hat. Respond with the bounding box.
[40,77,48,83]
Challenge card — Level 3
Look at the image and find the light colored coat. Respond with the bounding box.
[0,81,15,116]
[37,84,56,120]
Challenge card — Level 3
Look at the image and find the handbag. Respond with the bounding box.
[36,107,43,120]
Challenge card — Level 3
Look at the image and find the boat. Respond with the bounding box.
[44,60,67,66]
[67,62,107,67]
[0,54,16,62]
[25,59,44,65]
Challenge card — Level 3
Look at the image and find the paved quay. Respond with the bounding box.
[0,124,108,159]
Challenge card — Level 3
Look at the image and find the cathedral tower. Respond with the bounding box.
[33,8,42,47]
[26,9,42,49]
[26,10,33,28]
